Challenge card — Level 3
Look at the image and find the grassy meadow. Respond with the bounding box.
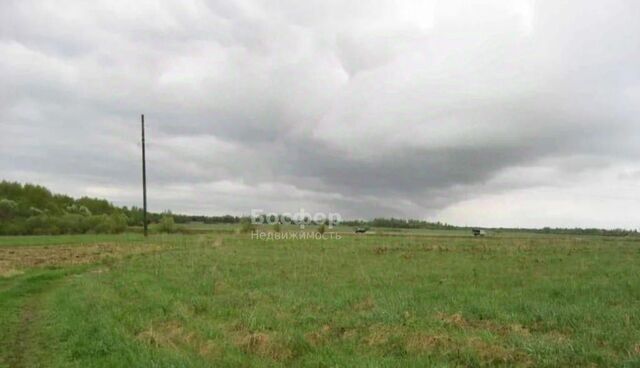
[1,229,640,367]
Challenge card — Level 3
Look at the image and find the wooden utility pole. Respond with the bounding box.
[141,114,148,237]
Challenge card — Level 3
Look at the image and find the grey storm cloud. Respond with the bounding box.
[1,0,640,228]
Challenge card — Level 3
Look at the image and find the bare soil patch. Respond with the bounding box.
[0,243,163,277]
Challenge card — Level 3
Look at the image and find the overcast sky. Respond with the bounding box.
[1,0,640,228]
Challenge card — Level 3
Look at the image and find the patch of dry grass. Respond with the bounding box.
[352,296,376,312]
[137,320,220,358]
[0,243,164,277]
[229,324,293,361]
[305,324,333,346]
[362,324,403,347]
[405,333,452,353]
[436,312,532,337]
[468,338,533,366]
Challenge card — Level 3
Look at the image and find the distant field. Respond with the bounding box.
[0,233,147,248]
[1,231,639,367]
[180,222,476,237]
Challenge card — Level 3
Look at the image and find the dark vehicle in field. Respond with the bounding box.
[355,227,368,234]
[472,229,487,237]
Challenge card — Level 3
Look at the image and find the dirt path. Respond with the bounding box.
[0,243,175,368]
[7,296,40,368]
[1,242,169,367]
[1,268,65,368]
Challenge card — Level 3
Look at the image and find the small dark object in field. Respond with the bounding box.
[355,227,368,234]
[472,229,486,237]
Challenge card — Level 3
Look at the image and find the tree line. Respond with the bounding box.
[0,181,129,235]
[342,218,638,236]
[0,181,245,235]
[342,217,458,230]
[1,180,637,237]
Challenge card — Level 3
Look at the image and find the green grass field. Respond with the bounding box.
[1,231,640,367]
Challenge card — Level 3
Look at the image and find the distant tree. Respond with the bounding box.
[77,197,114,215]
[66,204,92,216]
[0,198,18,220]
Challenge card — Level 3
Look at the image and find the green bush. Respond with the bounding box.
[239,219,256,234]
[158,215,177,233]
[0,220,26,235]
[92,214,116,234]
[111,213,128,233]
[58,214,85,234]
[25,215,54,234]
